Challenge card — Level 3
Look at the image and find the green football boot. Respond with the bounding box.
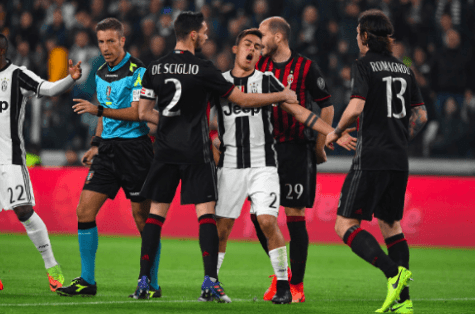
[47,264,64,292]
[375,267,412,313]
[390,300,414,313]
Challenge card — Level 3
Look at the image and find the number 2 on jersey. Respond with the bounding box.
[163,78,182,116]
[383,76,407,119]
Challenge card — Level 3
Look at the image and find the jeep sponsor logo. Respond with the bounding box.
[222,103,260,116]
[0,101,9,113]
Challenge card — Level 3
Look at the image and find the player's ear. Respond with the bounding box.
[275,32,282,44]
[120,36,126,47]
[190,30,197,42]
[232,45,237,54]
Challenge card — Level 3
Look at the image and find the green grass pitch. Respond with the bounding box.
[1,233,474,313]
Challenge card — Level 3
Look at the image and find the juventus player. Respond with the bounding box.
[0,33,82,291]
[213,28,356,304]
[132,12,298,302]
[326,10,427,313]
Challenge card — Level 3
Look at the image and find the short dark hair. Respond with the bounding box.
[358,9,394,55]
[266,17,291,42]
[95,17,124,37]
[0,33,8,52]
[174,11,205,41]
[235,28,262,46]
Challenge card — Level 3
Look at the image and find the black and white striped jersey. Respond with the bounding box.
[214,70,285,168]
[0,60,44,165]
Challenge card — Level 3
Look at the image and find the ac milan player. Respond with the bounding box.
[326,9,427,313]
[131,11,298,302]
[255,16,334,302]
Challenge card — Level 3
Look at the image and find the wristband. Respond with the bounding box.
[91,136,102,147]
[97,105,104,117]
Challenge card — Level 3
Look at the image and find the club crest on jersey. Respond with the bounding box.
[317,77,325,90]
[85,171,94,184]
[251,82,258,93]
[287,72,294,85]
[1,79,7,92]
[106,86,111,100]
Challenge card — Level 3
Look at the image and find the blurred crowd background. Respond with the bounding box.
[1,0,475,165]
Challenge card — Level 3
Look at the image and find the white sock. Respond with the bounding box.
[269,246,288,281]
[217,252,225,275]
[21,212,58,269]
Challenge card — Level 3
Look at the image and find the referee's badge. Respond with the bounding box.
[1,79,7,92]
[106,86,111,100]
[287,72,294,85]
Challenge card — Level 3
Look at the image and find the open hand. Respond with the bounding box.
[69,59,82,80]
[73,99,97,115]
[336,128,357,151]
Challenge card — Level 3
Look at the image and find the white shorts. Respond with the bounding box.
[0,164,35,212]
[215,167,280,219]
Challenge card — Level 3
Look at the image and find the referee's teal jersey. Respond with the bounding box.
[95,52,149,139]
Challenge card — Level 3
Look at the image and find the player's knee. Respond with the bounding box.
[13,205,34,222]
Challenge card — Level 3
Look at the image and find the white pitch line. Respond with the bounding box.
[1,297,474,307]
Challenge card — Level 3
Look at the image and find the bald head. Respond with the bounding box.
[260,17,291,42]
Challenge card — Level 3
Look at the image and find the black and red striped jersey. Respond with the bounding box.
[256,50,332,143]
[350,51,424,171]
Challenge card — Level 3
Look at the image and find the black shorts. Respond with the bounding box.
[83,135,153,203]
[337,170,409,223]
[140,161,217,205]
[276,142,317,208]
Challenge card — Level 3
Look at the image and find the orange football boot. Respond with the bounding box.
[263,267,292,301]
[290,282,305,303]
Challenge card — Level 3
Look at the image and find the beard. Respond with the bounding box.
[262,41,278,57]
[195,34,205,53]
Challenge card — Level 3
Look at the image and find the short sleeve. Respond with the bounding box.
[200,62,234,98]
[131,67,146,102]
[409,69,424,107]
[262,71,285,93]
[140,67,156,100]
[18,67,44,97]
[305,62,332,108]
[350,60,369,100]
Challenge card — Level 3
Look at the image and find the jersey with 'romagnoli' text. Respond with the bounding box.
[350,50,424,171]
[141,50,234,164]
[256,50,332,143]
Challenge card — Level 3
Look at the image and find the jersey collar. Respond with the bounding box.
[270,49,296,69]
[107,52,131,72]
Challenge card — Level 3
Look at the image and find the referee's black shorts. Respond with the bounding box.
[337,169,409,224]
[83,135,153,203]
[276,141,317,209]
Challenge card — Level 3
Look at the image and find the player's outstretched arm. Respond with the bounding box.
[325,98,364,149]
[228,84,298,108]
[315,105,334,164]
[39,60,82,97]
[408,105,428,140]
[138,98,159,125]
[281,102,356,151]
[73,99,145,122]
